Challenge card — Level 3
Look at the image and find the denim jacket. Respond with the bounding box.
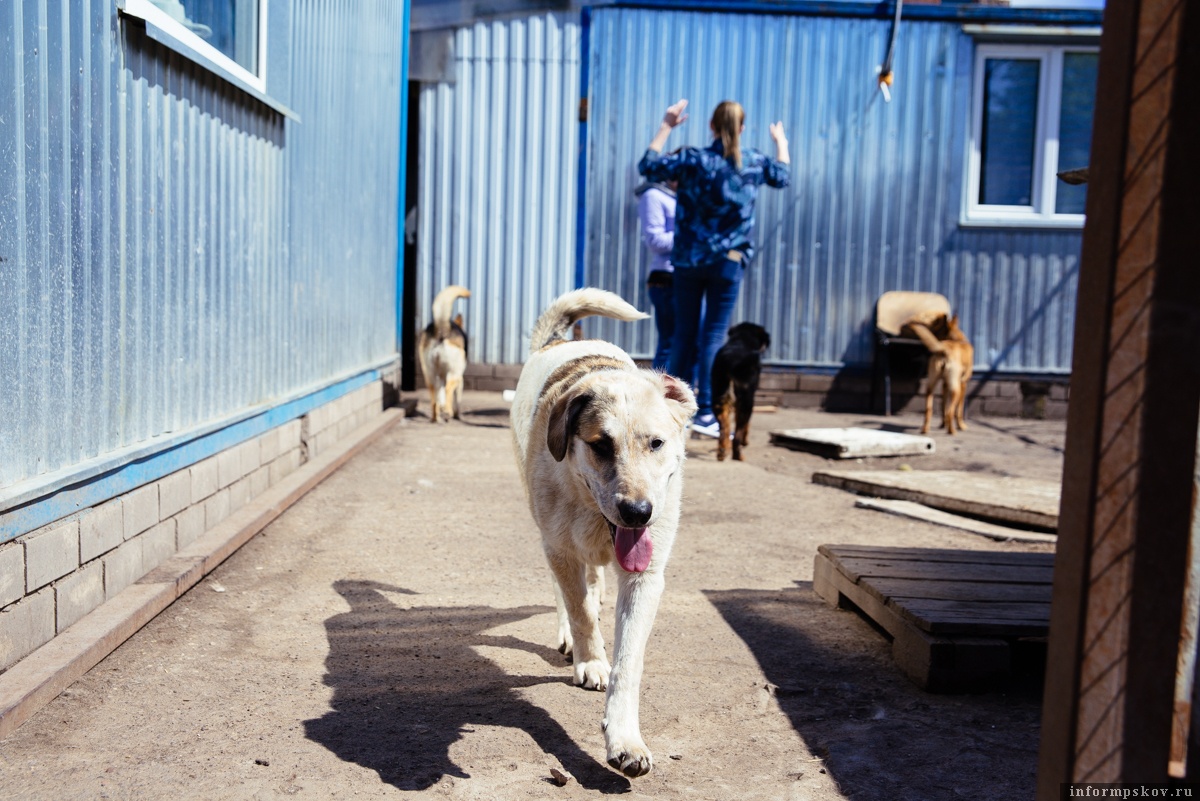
[638,141,789,268]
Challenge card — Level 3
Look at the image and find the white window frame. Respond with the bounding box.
[963,42,1097,228]
[118,0,269,94]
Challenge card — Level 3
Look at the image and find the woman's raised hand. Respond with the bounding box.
[769,121,787,144]
[664,99,689,128]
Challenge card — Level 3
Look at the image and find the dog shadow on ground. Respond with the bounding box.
[304,579,630,793]
[704,584,1044,801]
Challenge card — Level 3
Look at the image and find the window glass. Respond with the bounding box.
[1056,52,1099,214]
[150,0,259,74]
[980,58,1040,207]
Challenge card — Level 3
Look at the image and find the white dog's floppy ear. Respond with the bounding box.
[547,392,593,462]
[660,374,698,421]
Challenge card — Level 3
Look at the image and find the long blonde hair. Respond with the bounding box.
[711,100,745,170]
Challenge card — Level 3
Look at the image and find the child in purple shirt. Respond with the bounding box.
[635,179,677,371]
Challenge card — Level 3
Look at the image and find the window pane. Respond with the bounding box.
[161,1,259,74]
[1056,52,1098,214]
[979,58,1040,207]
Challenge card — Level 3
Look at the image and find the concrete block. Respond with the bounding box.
[104,539,145,600]
[492,363,523,380]
[780,390,824,409]
[191,456,220,503]
[464,362,492,378]
[158,469,192,519]
[217,446,243,489]
[968,380,997,398]
[280,420,302,452]
[0,588,55,672]
[249,465,270,498]
[56,562,104,632]
[205,488,231,530]
[1050,383,1070,401]
[140,519,177,570]
[314,429,339,458]
[80,498,124,562]
[269,449,301,485]
[175,504,207,549]
[759,372,800,392]
[982,398,1024,417]
[798,374,835,393]
[0,542,25,608]
[259,426,282,464]
[997,381,1022,399]
[24,520,80,592]
[473,376,514,392]
[237,439,261,479]
[123,484,159,540]
[228,476,251,514]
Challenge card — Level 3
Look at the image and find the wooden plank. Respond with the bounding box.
[770,427,935,459]
[853,498,1059,544]
[820,543,1055,567]
[831,556,1055,585]
[868,577,1054,604]
[813,469,1060,530]
[816,549,1019,690]
[812,551,909,641]
[890,598,1051,637]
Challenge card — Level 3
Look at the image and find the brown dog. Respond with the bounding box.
[907,314,974,435]
[418,285,471,422]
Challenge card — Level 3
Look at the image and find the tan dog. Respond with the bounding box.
[418,285,471,422]
[510,288,697,778]
[907,314,974,435]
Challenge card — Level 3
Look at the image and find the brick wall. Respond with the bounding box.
[0,380,386,674]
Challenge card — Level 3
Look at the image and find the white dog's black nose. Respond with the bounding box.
[617,499,653,528]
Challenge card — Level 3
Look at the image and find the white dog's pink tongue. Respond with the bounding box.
[614,526,653,573]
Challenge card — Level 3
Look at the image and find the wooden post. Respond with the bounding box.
[1038,0,1200,793]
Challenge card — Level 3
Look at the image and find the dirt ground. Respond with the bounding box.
[1,390,1066,800]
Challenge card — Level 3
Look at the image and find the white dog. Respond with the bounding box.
[510,288,696,777]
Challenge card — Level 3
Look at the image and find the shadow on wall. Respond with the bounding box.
[303,580,631,793]
[703,584,1044,801]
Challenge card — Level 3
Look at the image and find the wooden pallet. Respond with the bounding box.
[813,544,1054,691]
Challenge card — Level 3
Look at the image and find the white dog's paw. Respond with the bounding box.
[556,626,573,658]
[604,732,653,777]
[572,657,610,691]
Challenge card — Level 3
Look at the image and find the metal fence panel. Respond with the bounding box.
[415,12,581,364]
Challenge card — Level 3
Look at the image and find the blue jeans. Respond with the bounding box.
[647,282,675,371]
[667,256,744,417]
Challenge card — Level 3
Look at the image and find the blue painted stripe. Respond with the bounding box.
[591,0,1104,25]
[0,368,384,544]
[574,6,592,290]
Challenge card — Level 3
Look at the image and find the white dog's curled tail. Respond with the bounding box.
[431,285,471,338]
[528,288,648,353]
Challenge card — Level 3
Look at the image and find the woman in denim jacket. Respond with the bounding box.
[638,99,790,436]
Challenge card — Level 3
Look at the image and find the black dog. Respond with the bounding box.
[711,322,770,462]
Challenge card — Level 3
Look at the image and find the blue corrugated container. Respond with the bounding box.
[583,4,1095,374]
[0,0,407,527]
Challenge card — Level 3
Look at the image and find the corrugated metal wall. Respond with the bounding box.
[415,12,580,364]
[0,1,403,497]
[584,7,1082,374]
